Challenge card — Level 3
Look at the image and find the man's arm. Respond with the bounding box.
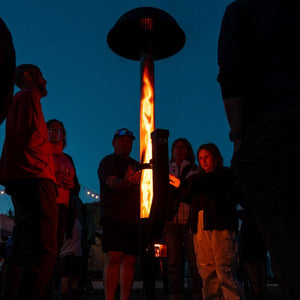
[218,2,248,152]
[106,165,140,189]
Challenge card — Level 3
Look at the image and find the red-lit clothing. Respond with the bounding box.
[0,89,55,184]
[53,153,76,206]
[0,88,58,300]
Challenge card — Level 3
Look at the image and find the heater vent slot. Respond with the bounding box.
[140,18,153,31]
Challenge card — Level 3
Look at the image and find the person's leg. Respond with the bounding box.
[244,261,266,298]
[235,109,300,299]
[1,179,58,300]
[0,227,22,299]
[57,204,69,252]
[193,211,221,300]
[104,251,124,300]
[212,229,245,300]
[164,223,184,300]
[240,210,267,299]
[61,276,71,300]
[184,229,203,300]
[17,179,58,300]
[120,254,137,300]
[68,256,83,300]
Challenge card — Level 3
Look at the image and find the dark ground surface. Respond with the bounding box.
[80,281,283,300]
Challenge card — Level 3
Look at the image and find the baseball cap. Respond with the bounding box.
[113,128,136,140]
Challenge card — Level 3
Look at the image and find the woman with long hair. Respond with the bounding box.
[164,138,203,300]
[190,143,245,300]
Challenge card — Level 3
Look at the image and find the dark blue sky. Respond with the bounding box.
[0,0,233,214]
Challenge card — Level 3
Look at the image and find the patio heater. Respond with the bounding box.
[107,8,185,296]
[107,5,185,236]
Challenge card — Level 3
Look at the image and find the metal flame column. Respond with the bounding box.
[107,5,185,222]
[107,7,185,299]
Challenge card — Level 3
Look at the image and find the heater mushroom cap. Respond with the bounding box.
[107,7,186,61]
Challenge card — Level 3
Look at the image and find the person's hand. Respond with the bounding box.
[56,172,75,189]
[169,174,180,188]
[125,165,141,184]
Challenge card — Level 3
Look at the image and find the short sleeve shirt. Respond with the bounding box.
[98,153,140,223]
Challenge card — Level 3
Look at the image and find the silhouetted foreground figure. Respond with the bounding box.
[218,1,300,299]
[0,64,58,300]
[0,18,15,125]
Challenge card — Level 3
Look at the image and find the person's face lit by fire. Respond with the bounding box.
[21,67,47,98]
[113,136,133,158]
[48,121,65,154]
[30,68,47,98]
[173,141,188,166]
[198,149,216,173]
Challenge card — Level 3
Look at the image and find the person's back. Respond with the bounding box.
[246,0,300,121]
[218,1,300,299]
[218,0,300,124]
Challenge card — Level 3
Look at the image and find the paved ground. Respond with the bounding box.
[81,281,283,300]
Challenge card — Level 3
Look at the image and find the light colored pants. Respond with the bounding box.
[193,211,245,300]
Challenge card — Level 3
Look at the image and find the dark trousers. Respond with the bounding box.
[164,223,202,298]
[0,178,58,300]
[233,108,300,300]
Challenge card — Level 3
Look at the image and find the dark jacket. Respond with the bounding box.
[218,0,300,124]
[189,167,239,233]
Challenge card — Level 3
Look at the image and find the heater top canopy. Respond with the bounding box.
[107,7,186,61]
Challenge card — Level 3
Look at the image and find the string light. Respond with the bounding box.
[80,185,100,200]
[0,185,100,200]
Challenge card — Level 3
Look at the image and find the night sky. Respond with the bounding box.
[0,0,234,214]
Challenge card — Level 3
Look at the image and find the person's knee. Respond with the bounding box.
[107,251,125,266]
[122,255,136,268]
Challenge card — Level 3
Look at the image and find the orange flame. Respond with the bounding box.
[140,61,154,218]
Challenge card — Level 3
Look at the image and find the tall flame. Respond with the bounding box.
[140,58,155,218]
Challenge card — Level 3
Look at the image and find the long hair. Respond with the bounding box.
[197,143,223,170]
[46,119,67,148]
[170,138,195,163]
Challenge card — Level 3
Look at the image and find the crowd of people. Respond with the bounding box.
[0,0,300,300]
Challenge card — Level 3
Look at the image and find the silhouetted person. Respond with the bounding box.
[0,64,58,300]
[97,128,141,300]
[0,18,15,125]
[218,1,300,299]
